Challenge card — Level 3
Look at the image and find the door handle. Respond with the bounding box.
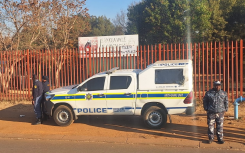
[124,93,132,96]
[97,94,105,97]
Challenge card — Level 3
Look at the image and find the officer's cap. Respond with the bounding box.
[42,76,49,80]
[213,81,221,86]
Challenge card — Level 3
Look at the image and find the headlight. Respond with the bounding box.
[45,94,55,101]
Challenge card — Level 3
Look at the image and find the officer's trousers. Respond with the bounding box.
[207,112,224,140]
[41,96,48,117]
[34,96,42,119]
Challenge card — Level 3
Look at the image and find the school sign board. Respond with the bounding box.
[78,34,139,58]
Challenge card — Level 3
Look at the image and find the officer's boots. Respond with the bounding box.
[34,118,42,125]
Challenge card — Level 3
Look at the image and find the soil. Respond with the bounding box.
[0,100,244,144]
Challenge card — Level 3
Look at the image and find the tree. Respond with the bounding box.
[37,0,89,86]
[68,15,91,48]
[205,0,227,42]
[188,0,211,42]
[0,0,30,51]
[126,1,149,43]
[225,0,245,40]
[126,0,238,44]
[37,0,89,50]
[87,16,124,36]
[1,0,90,89]
[113,10,128,34]
[127,0,190,44]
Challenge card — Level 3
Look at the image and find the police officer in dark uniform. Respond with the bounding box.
[203,81,228,144]
[41,76,50,121]
[32,74,43,125]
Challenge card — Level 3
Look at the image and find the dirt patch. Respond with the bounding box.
[0,100,244,144]
[195,100,245,121]
[1,100,245,123]
[0,101,32,113]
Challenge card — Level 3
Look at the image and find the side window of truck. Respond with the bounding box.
[110,76,132,90]
[155,69,185,84]
[81,77,105,91]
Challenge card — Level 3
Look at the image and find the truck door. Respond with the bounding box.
[75,76,108,115]
[106,75,136,115]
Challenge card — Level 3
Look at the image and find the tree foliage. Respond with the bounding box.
[113,10,128,33]
[86,16,124,36]
[0,0,245,51]
[225,0,245,40]
[0,0,90,51]
[126,0,245,44]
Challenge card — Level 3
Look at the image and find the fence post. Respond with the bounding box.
[158,44,161,60]
[27,49,30,98]
[89,47,92,77]
[240,40,243,96]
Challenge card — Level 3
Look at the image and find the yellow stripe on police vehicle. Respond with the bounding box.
[45,60,195,129]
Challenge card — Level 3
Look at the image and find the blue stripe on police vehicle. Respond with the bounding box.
[75,95,86,99]
[137,93,188,98]
[52,96,75,100]
[76,108,107,113]
[52,95,85,100]
[52,93,188,100]
[75,107,139,114]
[74,106,186,114]
[148,93,188,98]
[106,94,134,98]
[92,95,106,99]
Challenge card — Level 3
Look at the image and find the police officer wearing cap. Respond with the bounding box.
[203,81,228,144]
[41,76,50,121]
[32,74,43,125]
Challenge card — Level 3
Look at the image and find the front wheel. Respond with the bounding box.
[53,105,74,126]
[143,106,167,129]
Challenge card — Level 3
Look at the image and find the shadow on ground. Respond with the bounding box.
[0,104,244,144]
[75,115,245,144]
[0,104,56,126]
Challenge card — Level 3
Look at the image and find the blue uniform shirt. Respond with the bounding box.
[42,81,50,94]
[32,80,43,101]
[203,88,228,113]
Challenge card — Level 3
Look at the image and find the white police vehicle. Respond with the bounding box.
[45,60,195,128]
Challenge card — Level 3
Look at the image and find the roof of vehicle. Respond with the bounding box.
[146,59,192,68]
[93,60,191,77]
[93,69,142,77]
[113,69,142,74]
[154,59,192,64]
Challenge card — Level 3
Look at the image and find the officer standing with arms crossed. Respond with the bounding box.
[41,76,50,121]
[32,74,43,125]
[203,81,228,144]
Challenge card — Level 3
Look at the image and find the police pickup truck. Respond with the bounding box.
[45,59,195,128]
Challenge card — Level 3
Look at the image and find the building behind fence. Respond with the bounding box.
[0,40,244,102]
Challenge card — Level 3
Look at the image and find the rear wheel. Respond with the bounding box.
[53,105,74,126]
[143,106,167,129]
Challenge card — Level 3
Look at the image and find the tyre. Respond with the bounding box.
[143,106,167,129]
[53,105,74,126]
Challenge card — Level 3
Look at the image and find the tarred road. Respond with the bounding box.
[0,138,243,153]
